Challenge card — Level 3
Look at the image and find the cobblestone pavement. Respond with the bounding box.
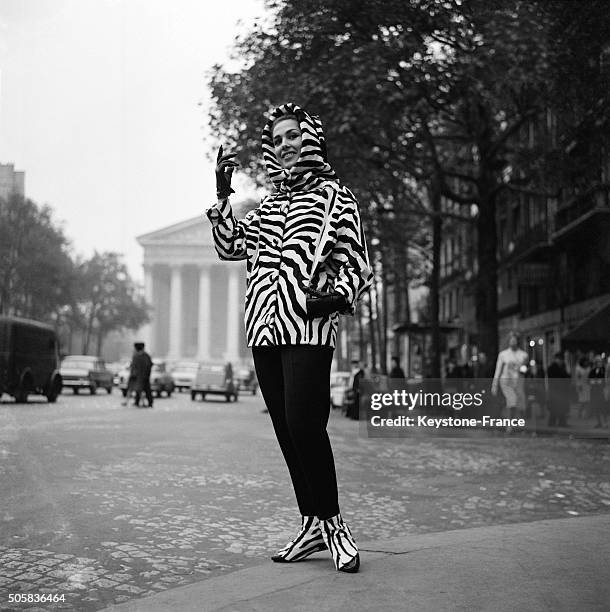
[0,390,609,610]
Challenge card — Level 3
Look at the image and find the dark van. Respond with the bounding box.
[0,316,63,403]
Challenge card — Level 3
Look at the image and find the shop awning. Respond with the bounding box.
[562,301,610,351]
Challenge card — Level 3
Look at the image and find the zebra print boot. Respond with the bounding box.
[320,513,360,573]
[271,515,328,563]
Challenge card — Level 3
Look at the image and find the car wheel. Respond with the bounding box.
[14,390,28,403]
[46,377,62,403]
[14,375,32,404]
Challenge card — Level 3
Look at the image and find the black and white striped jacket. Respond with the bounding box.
[207,103,372,347]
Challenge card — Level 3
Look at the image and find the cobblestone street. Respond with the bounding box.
[1,390,609,611]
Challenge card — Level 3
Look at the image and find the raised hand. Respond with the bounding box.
[216,145,238,200]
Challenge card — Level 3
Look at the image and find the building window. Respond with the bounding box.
[512,204,521,237]
[499,217,507,252]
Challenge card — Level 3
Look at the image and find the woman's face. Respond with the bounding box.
[272,118,302,169]
[508,334,518,349]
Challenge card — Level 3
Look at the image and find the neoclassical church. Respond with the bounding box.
[137,215,249,363]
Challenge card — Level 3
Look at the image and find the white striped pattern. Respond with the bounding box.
[320,513,359,571]
[207,103,372,348]
[272,515,327,562]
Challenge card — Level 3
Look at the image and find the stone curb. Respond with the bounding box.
[103,514,610,612]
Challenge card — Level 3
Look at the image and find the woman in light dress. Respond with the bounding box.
[574,357,591,419]
[491,331,529,419]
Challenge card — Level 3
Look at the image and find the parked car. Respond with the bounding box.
[60,355,113,394]
[191,362,238,402]
[150,360,175,397]
[171,361,200,392]
[236,366,258,395]
[117,358,175,398]
[0,315,63,403]
[107,360,129,386]
[330,371,352,409]
[117,363,131,395]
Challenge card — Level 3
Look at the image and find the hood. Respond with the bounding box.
[261,102,337,193]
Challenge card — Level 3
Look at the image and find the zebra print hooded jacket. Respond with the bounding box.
[206,103,372,348]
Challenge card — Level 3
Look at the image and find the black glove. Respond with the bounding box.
[216,145,238,200]
[304,286,349,318]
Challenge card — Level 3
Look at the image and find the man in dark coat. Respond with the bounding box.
[547,352,570,426]
[346,359,365,420]
[130,342,153,408]
[389,356,406,379]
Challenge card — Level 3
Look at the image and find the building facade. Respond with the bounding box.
[438,136,610,371]
[0,163,25,199]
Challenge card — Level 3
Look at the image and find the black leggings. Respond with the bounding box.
[252,345,339,520]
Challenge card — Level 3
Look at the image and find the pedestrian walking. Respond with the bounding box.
[547,352,570,427]
[589,356,608,429]
[345,358,365,420]
[574,357,591,419]
[389,356,406,379]
[206,103,372,573]
[130,342,154,408]
[491,331,529,420]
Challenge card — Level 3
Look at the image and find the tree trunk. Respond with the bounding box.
[367,287,378,373]
[374,259,387,374]
[358,306,365,362]
[394,241,410,358]
[82,307,96,355]
[475,177,499,375]
[96,329,104,357]
[430,185,442,379]
[381,254,389,373]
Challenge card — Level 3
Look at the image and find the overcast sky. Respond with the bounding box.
[0,0,264,281]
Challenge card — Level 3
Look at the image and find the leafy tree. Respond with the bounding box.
[0,193,74,321]
[72,252,150,355]
[207,0,609,374]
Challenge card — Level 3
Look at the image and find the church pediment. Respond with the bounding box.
[137,216,211,246]
[136,198,259,247]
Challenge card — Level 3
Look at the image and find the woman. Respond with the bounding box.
[491,331,529,420]
[589,356,608,429]
[574,357,591,419]
[206,103,372,573]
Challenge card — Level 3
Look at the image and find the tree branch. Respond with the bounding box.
[503,183,561,199]
[489,108,540,157]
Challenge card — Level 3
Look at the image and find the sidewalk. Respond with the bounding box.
[104,514,610,612]
[522,410,609,439]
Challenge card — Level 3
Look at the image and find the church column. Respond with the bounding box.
[225,266,240,362]
[168,264,183,359]
[139,264,155,352]
[197,265,211,361]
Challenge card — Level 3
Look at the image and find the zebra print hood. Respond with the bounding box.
[261,103,338,194]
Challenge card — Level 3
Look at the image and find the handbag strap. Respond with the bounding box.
[308,185,337,285]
